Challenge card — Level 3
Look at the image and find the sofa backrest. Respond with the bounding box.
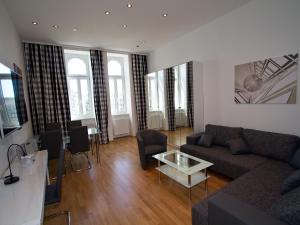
[243,129,299,162]
[205,124,243,147]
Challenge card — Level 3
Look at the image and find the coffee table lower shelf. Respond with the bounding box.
[156,164,209,188]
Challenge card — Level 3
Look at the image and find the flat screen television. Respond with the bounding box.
[0,63,28,137]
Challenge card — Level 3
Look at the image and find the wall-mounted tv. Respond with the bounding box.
[0,63,28,138]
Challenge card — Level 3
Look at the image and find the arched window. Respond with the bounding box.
[108,60,122,76]
[67,58,87,75]
[64,50,94,120]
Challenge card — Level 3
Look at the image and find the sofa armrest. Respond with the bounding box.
[208,192,286,225]
[187,132,203,145]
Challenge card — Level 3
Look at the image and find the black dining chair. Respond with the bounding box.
[40,129,63,179]
[45,122,61,131]
[67,120,82,130]
[44,143,71,224]
[40,130,63,161]
[68,126,91,172]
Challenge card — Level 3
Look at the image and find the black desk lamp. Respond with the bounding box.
[4,144,27,185]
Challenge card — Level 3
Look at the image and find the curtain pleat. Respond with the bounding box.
[187,61,194,128]
[24,43,70,135]
[131,54,148,131]
[90,50,109,144]
[165,67,176,131]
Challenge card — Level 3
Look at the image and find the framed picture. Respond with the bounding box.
[235,54,298,104]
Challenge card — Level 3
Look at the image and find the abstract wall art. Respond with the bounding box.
[235,53,298,104]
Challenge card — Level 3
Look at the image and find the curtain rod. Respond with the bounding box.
[22,40,149,56]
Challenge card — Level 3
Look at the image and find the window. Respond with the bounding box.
[146,71,164,112]
[64,50,94,120]
[107,53,128,115]
[174,64,187,110]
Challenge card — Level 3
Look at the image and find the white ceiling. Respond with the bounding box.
[4,0,251,53]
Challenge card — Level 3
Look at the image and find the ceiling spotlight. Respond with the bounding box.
[127,3,132,8]
[52,25,59,29]
[122,24,127,28]
[163,13,168,17]
[73,28,78,32]
[32,21,38,25]
[105,11,111,15]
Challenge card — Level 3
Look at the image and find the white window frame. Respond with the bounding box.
[107,55,127,115]
[64,49,95,120]
[147,73,159,112]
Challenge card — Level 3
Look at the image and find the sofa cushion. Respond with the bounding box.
[222,160,294,213]
[180,144,267,179]
[290,148,300,169]
[205,124,243,146]
[197,133,214,147]
[243,129,299,162]
[227,138,250,155]
[269,186,300,225]
[280,170,300,195]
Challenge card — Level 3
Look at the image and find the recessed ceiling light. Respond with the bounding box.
[105,11,111,15]
[127,3,132,8]
[163,13,168,17]
[52,25,59,29]
[122,24,127,28]
[32,21,38,25]
[73,28,78,32]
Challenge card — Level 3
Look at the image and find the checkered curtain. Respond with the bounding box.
[187,61,194,128]
[131,54,148,131]
[90,50,109,144]
[165,67,176,131]
[24,43,70,135]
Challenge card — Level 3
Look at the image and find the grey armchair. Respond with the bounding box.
[136,129,167,170]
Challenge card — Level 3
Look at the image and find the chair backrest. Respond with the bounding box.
[40,130,63,161]
[69,126,90,154]
[138,129,163,146]
[68,120,82,130]
[54,144,65,202]
[45,122,61,131]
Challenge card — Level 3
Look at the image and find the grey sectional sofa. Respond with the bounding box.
[180,124,300,225]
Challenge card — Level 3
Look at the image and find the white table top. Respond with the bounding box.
[0,151,48,225]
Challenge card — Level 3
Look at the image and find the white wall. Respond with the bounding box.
[149,0,300,136]
[0,0,32,175]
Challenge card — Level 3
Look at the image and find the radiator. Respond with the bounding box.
[175,110,187,127]
[113,116,130,137]
[148,111,163,130]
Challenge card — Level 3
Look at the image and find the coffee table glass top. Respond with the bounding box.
[153,150,213,175]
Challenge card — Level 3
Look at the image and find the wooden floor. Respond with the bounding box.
[44,136,230,225]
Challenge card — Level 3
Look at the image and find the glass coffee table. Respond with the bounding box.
[153,150,214,200]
